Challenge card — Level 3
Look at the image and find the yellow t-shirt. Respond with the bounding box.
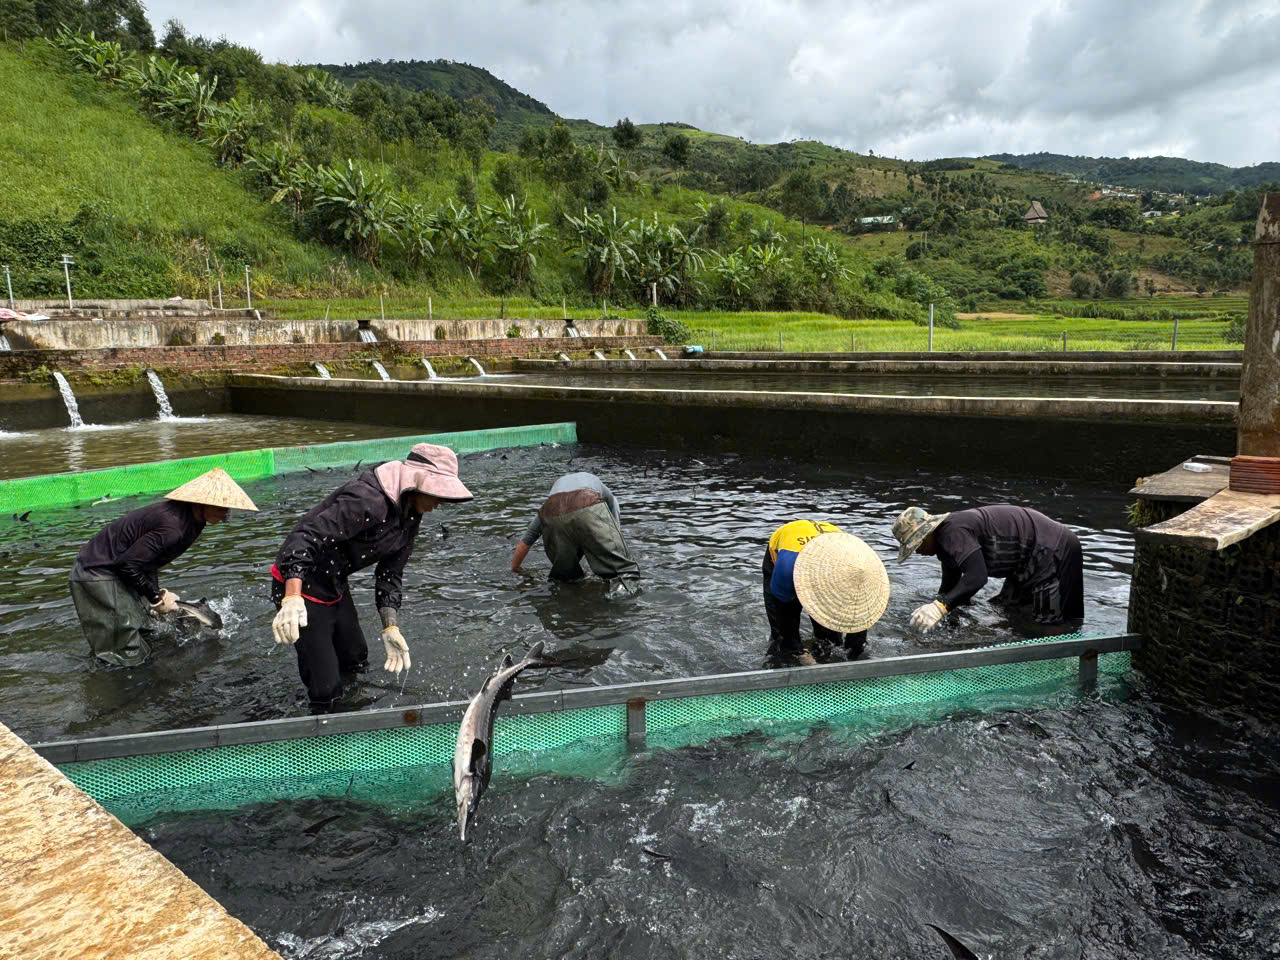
[767,520,841,603]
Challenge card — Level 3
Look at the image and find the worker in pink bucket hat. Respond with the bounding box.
[270,443,472,710]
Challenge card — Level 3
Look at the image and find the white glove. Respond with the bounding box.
[272,595,307,645]
[382,626,411,674]
[910,599,948,633]
[150,589,180,616]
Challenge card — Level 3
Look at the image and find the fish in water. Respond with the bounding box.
[454,641,553,841]
[925,923,980,960]
[165,597,224,634]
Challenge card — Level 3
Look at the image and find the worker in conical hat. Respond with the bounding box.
[69,468,258,667]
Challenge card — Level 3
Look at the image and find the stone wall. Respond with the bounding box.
[0,336,663,376]
[1,314,647,350]
[1129,523,1280,714]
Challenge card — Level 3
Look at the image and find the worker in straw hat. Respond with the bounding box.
[270,443,472,710]
[69,467,258,667]
[891,504,1084,633]
[763,520,890,666]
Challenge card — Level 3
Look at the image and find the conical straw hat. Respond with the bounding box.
[165,467,258,511]
[793,532,890,633]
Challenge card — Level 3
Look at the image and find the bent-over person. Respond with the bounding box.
[511,472,638,581]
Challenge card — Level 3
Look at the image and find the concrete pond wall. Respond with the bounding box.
[228,374,1236,485]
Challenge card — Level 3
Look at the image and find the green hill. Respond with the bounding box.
[986,152,1280,196]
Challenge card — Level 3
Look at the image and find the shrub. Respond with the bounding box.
[1223,314,1245,344]
[506,324,522,338]
[210,332,227,345]
[434,325,446,340]
[645,306,690,344]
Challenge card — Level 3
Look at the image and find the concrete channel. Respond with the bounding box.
[229,374,1236,484]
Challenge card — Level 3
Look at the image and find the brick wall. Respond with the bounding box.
[1128,524,1280,716]
[0,336,664,376]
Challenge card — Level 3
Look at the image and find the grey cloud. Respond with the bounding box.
[143,0,1278,166]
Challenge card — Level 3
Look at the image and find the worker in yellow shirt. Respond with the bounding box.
[763,520,890,666]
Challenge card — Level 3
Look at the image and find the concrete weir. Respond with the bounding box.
[0,721,281,959]
[230,374,1236,483]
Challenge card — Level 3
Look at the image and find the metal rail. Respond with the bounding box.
[32,634,1140,764]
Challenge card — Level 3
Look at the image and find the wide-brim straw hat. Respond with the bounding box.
[165,467,258,511]
[375,442,474,503]
[892,506,949,563]
[793,532,890,634]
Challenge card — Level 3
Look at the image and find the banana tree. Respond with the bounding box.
[314,160,401,264]
[491,195,550,290]
[564,207,638,297]
[200,97,266,167]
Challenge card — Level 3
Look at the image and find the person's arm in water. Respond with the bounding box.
[512,513,542,571]
[511,541,532,571]
[937,551,988,610]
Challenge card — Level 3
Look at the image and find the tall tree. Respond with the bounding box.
[661,133,690,190]
[779,169,824,236]
[611,116,642,158]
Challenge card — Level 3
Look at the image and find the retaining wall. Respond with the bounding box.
[2,314,648,350]
[700,350,1243,362]
[230,375,1236,484]
[0,336,662,376]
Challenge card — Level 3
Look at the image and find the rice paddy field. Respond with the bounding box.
[256,296,1243,354]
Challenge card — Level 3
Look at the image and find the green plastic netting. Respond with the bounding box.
[57,636,1129,826]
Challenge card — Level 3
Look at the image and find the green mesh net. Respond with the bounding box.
[56,635,1129,826]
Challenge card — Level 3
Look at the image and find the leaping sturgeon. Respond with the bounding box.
[454,641,552,841]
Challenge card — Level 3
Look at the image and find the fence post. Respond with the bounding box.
[562,297,567,319]
[1171,316,1179,350]
[59,254,75,310]
[711,331,716,351]
[244,263,252,310]
[651,282,657,307]
[217,278,223,310]
[778,331,783,352]
[380,293,385,323]
[3,264,13,308]
[428,296,432,320]
[928,303,934,352]
[1063,331,1068,352]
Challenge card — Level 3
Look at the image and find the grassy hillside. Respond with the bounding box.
[987,152,1280,196]
[0,43,333,298]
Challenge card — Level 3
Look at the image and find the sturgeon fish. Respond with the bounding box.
[166,597,223,634]
[454,641,550,841]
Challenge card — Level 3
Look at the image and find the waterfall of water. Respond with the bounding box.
[558,353,572,362]
[421,359,439,380]
[624,349,637,360]
[145,369,176,420]
[467,357,486,376]
[314,362,332,379]
[358,329,378,343]
[593,350,607,360]
[0,334,11,352]
[52,372,85,428]
[653,348,669,360]
[371,361,391,381]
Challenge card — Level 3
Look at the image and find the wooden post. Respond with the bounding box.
[1238,193,1280,456]
[1171,316,1179,350]
[428,296,432,320]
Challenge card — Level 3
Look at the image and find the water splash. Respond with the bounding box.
[420,359,439,380]
[0,334,10,352]
[52,372,84,428]
[145,369,175,420]
[467,357,486,376]
[653,348,669,360]
[314,363,332,379]
[358,328,378,343]
[371,361,391,381]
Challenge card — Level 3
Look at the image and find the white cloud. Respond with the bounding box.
[143,0,1280,166]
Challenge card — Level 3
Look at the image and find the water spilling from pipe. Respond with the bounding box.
[653,348,669,360]
[358,328,378,343]
[371,361,391,381]
[593,350,607,361]
[558,353,572,362]
[421,359,439,380]
[51,372,84,428]
[467,357,486,376]
[0,334,10,352]
[624,349,637,360]
[145,369,175,420]
[313,363,332,379]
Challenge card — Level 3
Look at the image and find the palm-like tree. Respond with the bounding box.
[491,196,550,290]
[314,160,401,264]
[564,207,638,296]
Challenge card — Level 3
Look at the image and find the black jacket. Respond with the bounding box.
[274,470,421,608]
[75,500,205,602]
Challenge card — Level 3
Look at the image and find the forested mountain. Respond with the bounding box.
[987,152,1280,196]
[317,59,553,124]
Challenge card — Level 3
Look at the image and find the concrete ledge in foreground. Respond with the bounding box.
[0,721,281,960]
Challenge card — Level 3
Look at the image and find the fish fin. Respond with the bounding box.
[925,924,980,960]
[501,654,514,669]
[469,739,487,773]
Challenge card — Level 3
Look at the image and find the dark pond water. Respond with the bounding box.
[502,372,1240,402]
[0,416,419,480]
[138,688,1280,960]
[0,444,1135,744]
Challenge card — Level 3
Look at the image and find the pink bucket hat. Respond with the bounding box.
[375,443,473,504]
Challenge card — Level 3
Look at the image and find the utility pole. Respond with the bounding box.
[3,264,13,309]
[244,263,252,310]
[928,303,934,352]
[59,254,75,310]
[1237,193,1280,455]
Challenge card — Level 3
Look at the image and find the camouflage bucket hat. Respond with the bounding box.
[891,506,949,563]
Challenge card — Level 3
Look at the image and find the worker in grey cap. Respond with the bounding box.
[511,472,638,581]
[892,505,1084,632]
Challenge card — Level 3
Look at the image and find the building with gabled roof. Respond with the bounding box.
[1023,201,1049,224]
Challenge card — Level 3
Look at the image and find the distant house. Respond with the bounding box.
[1142,210,1164,219]
[859,215,897,225]
[1023,201,1049,224]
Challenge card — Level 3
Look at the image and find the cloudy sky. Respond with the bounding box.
[145,0,1278,168]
